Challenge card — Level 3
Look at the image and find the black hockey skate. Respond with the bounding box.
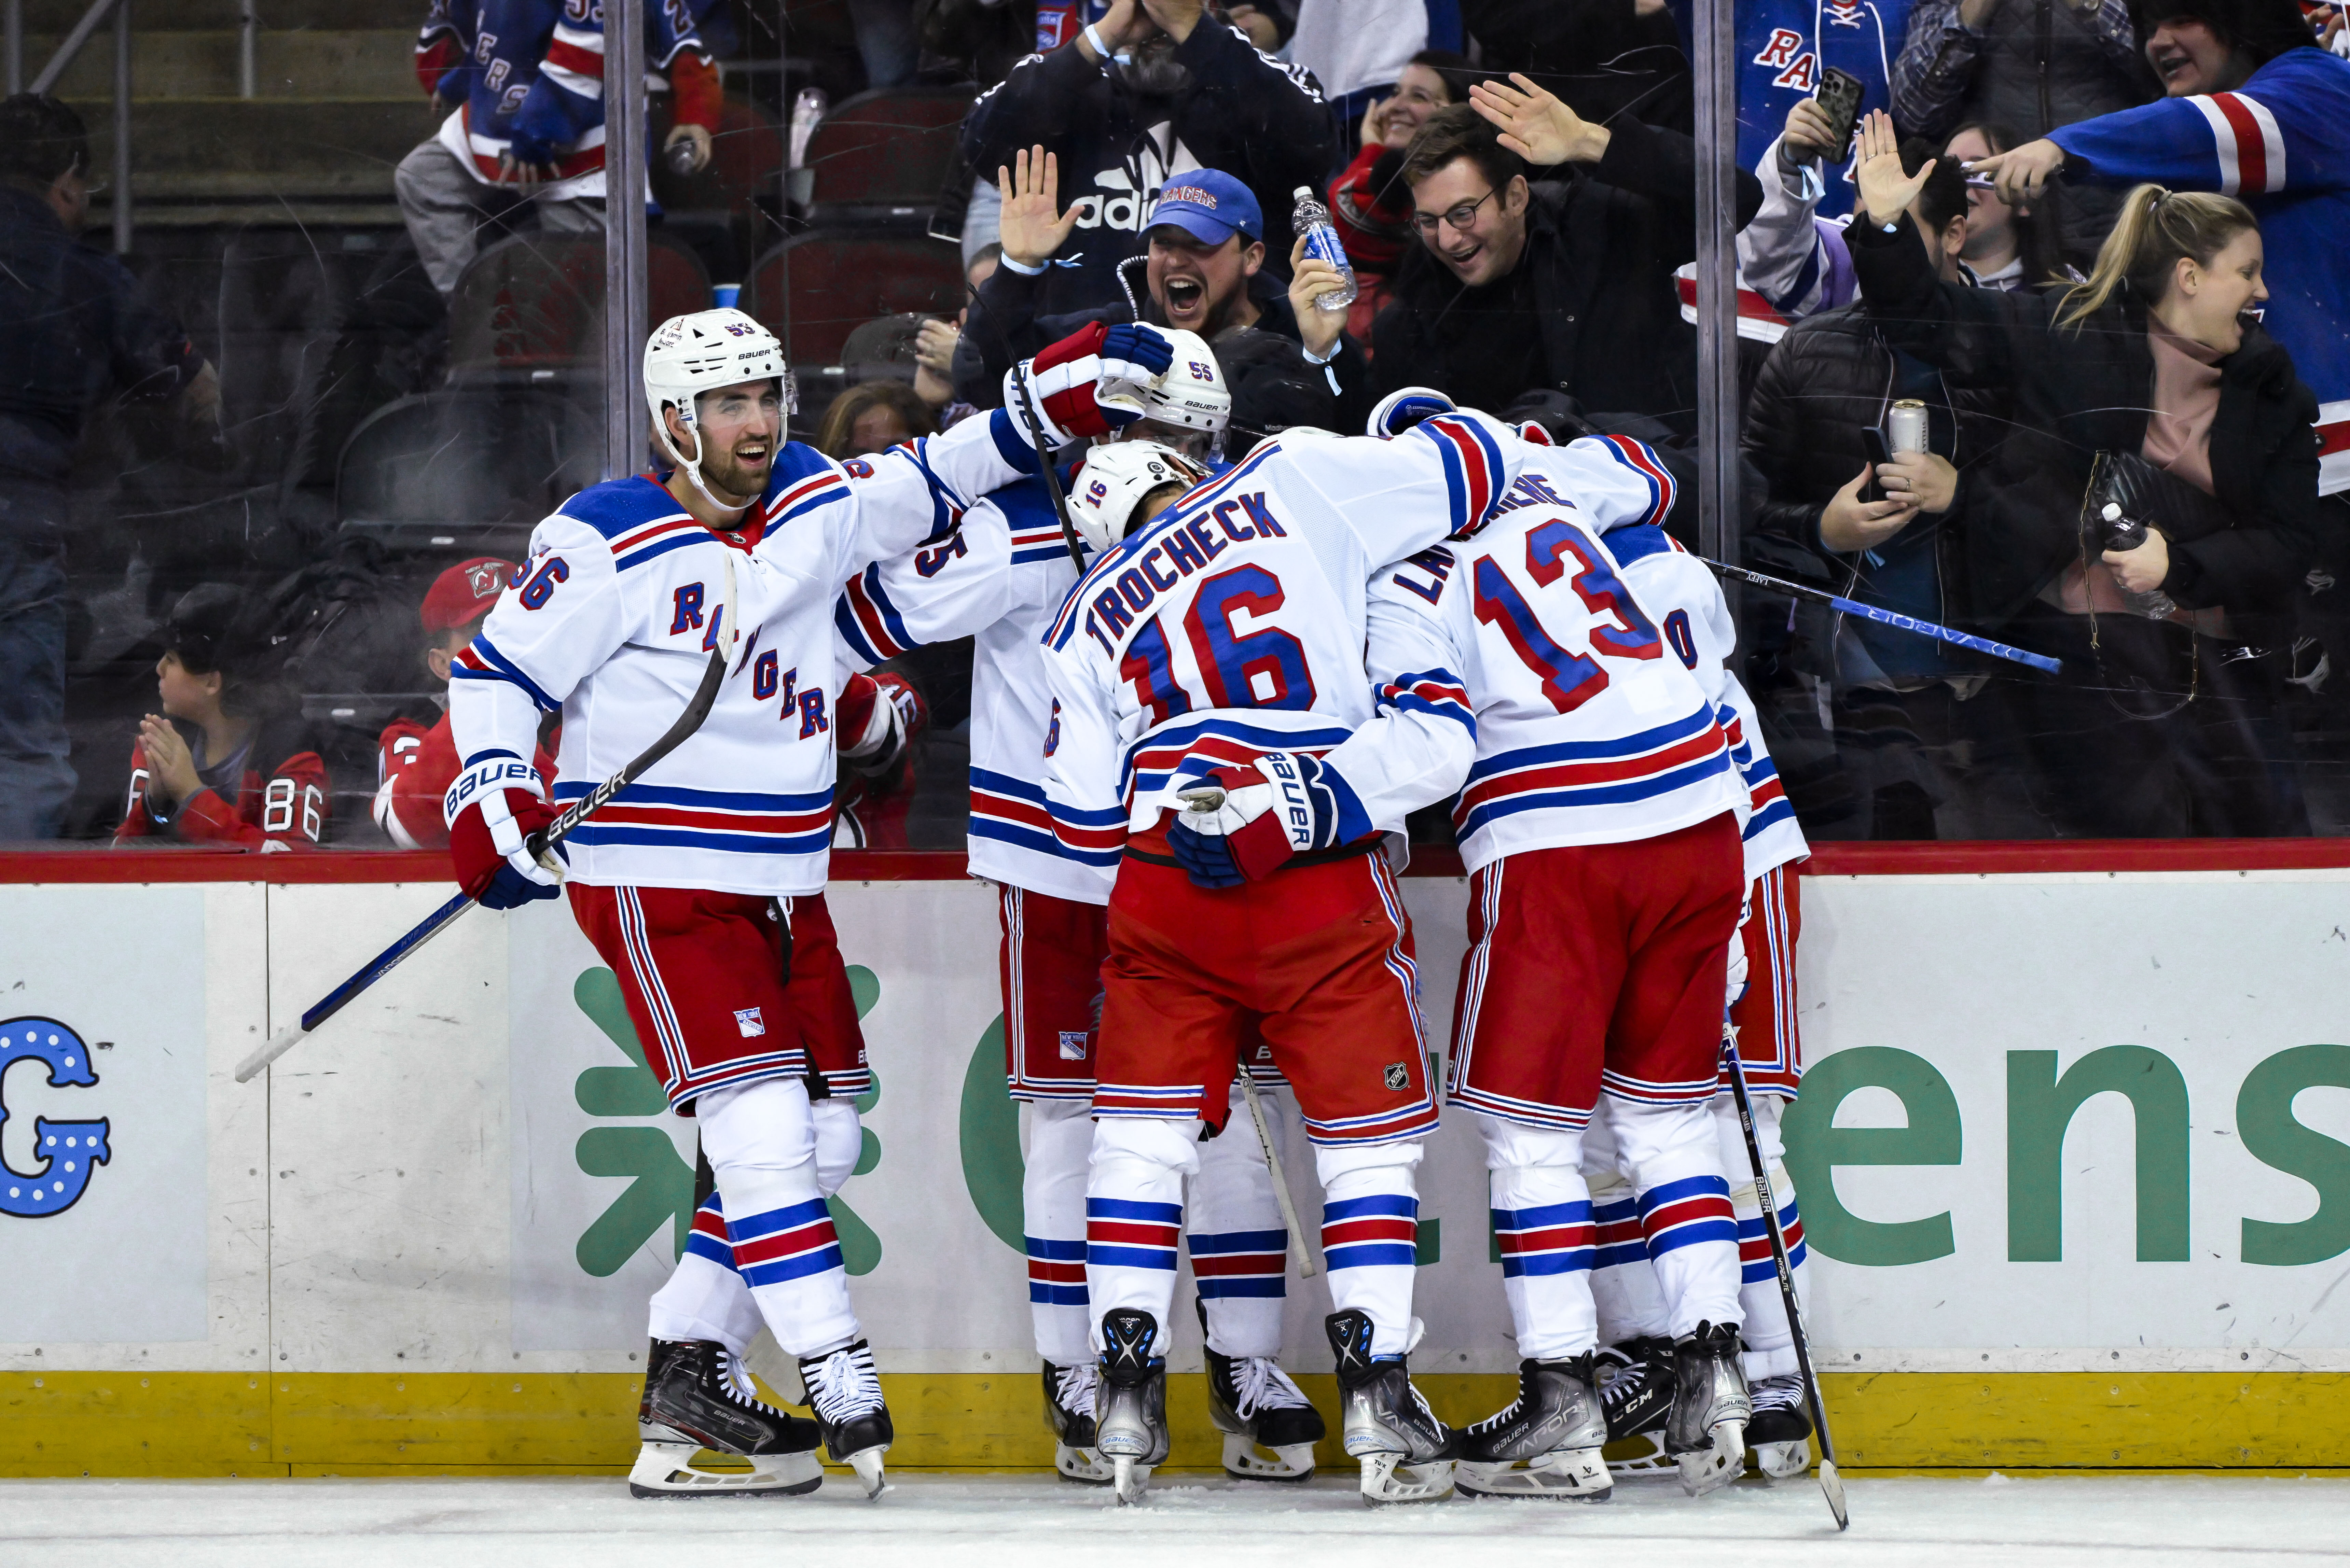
[1196,1298,1324,1482]
[1040,1362,1114,1485]
[1665,1321,1752,1497]
[1597,1336,1677,1478]
[1457,1354,1611,1500]
[798,1338,893,1499]
[1746,1372,1814,1478]
[631,1338,825,1498]
[1094,1307,1170,1505]
[1327,1308,1461,1505]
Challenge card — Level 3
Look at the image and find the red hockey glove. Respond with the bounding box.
[444,755,566,909]
[1167,751,1346,889]
[1005,320,1175,444]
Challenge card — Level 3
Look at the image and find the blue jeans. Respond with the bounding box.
[0,531,75,841]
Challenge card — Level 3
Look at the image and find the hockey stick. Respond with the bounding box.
[1235,1070,1320,1279]
[234,559,742,1083]
[1720,1029,1849,1531]
[1702,558,2061,674]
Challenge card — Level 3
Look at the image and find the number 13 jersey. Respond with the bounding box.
[1366,435,1748,874]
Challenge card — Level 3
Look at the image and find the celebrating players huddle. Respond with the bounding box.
[438,307,1817,1509]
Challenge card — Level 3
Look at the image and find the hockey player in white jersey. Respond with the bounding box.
[1361,404,1755,1501]
[1578,502,1817,1482]
[1039,411,1539,1503]
[444,308,1169,1498]
[831,355,1327,1485]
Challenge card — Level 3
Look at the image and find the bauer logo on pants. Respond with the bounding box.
[1383,1062,1409,1091]
[735,1007,766,1038]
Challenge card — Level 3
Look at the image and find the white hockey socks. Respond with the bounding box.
[1084,1114,1201,1356]
[1187,1081,1292,1360]
[1021,1097,1096,1367]
[1609,1097,1743,1340]
[1581,1110,1671,1345]
[699,1078,860,1359]
[647,1190,767,1354]
[1315,1139,1424,1358]
[1475,1115,1600,1362]
[1714,1094,1809,1380]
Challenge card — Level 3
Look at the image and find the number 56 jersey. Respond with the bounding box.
[1038,415,1534,864]
[1366,435,1748,874]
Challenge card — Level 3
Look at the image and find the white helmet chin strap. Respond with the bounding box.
[656,399,758,519]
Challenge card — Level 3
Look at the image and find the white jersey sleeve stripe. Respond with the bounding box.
[1595,435,1678,527]
[1412,414,1508,537]
[453,631,561,713]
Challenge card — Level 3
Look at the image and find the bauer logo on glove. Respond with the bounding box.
[1167,750,1349,889]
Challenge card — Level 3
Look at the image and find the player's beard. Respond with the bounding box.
[701,442,772,508]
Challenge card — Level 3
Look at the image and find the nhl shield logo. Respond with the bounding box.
[1382,1062,1409,1091]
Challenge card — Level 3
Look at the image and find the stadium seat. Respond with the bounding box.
[651,90,784,227]
[445,232,713,382]
[799,86,976,226]
[743,229,967,374]
[333,387,603,557]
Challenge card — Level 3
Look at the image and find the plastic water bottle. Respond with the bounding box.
[1291,185,1357,313]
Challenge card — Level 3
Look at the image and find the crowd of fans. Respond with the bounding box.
[1,0,2346,849]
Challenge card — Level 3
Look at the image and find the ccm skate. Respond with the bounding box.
[631,1338,824,1498]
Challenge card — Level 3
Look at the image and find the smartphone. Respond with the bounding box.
[1813,67,1865,160]
[1859,426,1892,504]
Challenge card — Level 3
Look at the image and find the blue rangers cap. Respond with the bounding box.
[1147,169,1263,247]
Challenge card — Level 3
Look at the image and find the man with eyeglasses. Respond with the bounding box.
[1369,78,1760,432]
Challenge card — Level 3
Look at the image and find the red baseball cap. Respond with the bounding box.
[420,557,517,635]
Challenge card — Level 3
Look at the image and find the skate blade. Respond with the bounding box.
[1457,1447,1612,1500]
[1602,1432,1676,1478]
[1220,1432,1316,1483]
[1111,1455,1154,1505]
[1675,1421,1747,1497]
[1754,1438,1812,1480]
[845,1446,888,1500]
[1357,1452,1457,1506]
[626,1442,823,1499]
[1055,1443,1116,1485]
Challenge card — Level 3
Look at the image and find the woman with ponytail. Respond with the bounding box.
[1846,109,2331,837]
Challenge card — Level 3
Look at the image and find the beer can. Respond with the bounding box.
[1886,399,1929,454]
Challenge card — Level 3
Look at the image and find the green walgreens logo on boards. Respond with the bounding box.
[569,967,884,1277]
[1784,1044,2350,1266]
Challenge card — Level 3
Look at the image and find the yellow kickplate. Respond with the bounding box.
[2,1370,2344,1477]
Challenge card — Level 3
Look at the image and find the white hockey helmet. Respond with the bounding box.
[1068,440,1207,556]
[643,308,793,510]
[1134,327,1230,435]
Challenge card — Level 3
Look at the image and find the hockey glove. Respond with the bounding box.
[1168,751,1345,889]
[836,670,927,783]
[1005,321,1175,445]
[445,755,566,910]
[812,1098,864,1198]
[1366,384,1456,438]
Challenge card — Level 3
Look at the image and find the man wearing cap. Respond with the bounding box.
[959,160,1371,432]
[374,557,547,851]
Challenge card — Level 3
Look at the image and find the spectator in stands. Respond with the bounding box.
[1369,81,1761,426]
[818,382,941,458]
[1326,50,1475,344]
[116,585,330,852]
[1286,0,1458,142]
[1853,114,2330,836]
[955,159,1372,428]
[1889,0,2161,257]
[0,94,218,843]
[957,0,1333,321]
[1736,99,2078,325]
[910,246,1001,424]
[1744,136,2010,838]
[396,0,718,296]
[1968,0,2347,500]
[373,558,533,851]
[1458,0,1691,130]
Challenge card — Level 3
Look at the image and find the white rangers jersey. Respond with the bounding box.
[448,408,1041,896]
[1365,435,1747,874]
[1600,522,1809,883]
[1039,415,1532,867]
[834,472,1114,905]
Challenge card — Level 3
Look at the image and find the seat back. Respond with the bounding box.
[801,86,975,222]
[742,229,966,372]
[446,232,714,380]
[334,387,604,556]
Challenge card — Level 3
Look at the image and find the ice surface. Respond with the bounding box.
[4,1472,2347,1568]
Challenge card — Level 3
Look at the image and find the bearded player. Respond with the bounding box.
[444,308,1169,1498]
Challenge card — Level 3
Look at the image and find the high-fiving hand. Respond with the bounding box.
[1468,72,1610,167]
[1854,109,1929,227]
[996,145,1081,269]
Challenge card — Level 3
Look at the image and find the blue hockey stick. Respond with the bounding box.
[1704,558,2061,674]
[233,633,733,1084]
